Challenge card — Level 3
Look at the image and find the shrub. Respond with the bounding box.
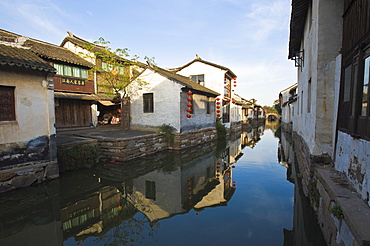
[216,117,227,139]
[158,124,177,144]
[57,144,99,172]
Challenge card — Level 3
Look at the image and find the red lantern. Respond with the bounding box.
[187,91,193,95]
[216,102,220,105]
[234,84,237,87]
[232,100,236,104]
[187,114,192,118]
[216,110,220,113]
[187,97,193,102]
[217,114,221,117]
[216,97,220,101]
[187,103,192,107]
[226,99,230,102]
[187,108,192,113]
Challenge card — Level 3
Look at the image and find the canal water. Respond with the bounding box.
[0,123,327,246]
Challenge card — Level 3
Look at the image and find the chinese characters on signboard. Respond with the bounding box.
[61,77,85,86]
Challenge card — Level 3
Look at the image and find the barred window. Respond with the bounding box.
[143,93,153,113]
[0,86,15,121]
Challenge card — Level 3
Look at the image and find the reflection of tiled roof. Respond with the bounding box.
[0,44,56,72]
[150,65,220,96]
[0,29,93,67]
[169,55,237,78]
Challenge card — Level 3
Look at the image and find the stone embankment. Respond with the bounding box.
[282,122,370,246]
[57,126,217,163]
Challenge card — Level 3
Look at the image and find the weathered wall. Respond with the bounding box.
[0,68,59,193]
[285,128,370,246]
[293,0,342,159]
[335,131,370,207]
[180,92,216,133]
[99,128,217,162]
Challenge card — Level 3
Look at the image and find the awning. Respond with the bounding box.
[54,92,113,101]
[98,100,120,106]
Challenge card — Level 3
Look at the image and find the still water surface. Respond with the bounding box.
[0,124,326,246]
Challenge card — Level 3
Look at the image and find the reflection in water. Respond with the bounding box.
[0,122,326,246]
[279,126,327,246]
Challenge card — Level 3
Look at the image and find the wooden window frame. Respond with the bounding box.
[0,86,16,121]
[143,93,154,113]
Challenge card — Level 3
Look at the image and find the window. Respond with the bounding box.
[53,63,88,79]
[190,74,205,86]
[339,53,370,139]
[206,97,210,114]
[301,91,303,114]
[361,57,369,117]
[0,86,15,121]
[307,79,311,113]
[145,180,156,200]
[64,65,72,76]
[143,93,154,113]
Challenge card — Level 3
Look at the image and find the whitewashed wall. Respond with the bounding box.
[335,131,370,207]
[0,70,54,144]
[293,0,342,157]
[176,62,226,95]
[130,69,182,131]
[175,61,241,126]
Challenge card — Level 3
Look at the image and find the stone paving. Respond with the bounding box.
[56,125,157,145]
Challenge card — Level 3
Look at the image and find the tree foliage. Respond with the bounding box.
[80,37,153,99]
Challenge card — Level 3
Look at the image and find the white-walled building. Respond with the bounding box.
[0,36,59,192]
[131,64,220,133]
[279,83,298,130]
[288,0,342,163]
[170,55,241,130]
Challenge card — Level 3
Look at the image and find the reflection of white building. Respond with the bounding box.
[229,136,243,164]
[241,126,264,149]
[127,149,236,222]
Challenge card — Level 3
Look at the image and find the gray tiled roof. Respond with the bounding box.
[0,29,93,68]
[288,0,309,59]
[169,55,237,78]
[149,65,220,96]
[0,44,56,72]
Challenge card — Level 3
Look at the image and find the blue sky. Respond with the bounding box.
[0,0,296,106]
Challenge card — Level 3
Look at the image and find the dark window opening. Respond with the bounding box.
[145,180,156,200]
[143,93,154,113]
[0,86,15,121]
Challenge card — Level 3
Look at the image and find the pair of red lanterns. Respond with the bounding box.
[224,78,237,87]
[186,91,193,119]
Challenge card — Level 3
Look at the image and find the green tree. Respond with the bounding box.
[273,99,282,115]
[79,37,153,129]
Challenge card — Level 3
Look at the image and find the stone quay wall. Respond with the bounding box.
[289,129,370,246]
[0,161,59,193]
[100,127,217,162]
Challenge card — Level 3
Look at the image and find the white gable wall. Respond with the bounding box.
[130,69,182,131]
[176,62,226,96]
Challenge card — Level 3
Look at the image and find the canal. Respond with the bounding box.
[0,124,327,246]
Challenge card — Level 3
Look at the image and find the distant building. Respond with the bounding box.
[279,83,297,131]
